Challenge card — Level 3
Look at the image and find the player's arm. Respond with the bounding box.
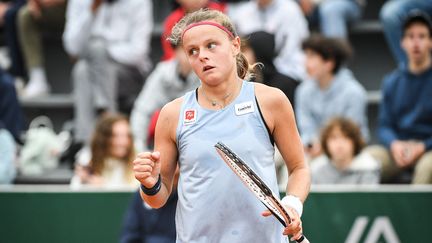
[133,98,181,208]
[255,83,311,202]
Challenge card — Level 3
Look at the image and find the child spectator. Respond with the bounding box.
[70,114,136,188]
[296,34,369,161]
[311,117,380,184]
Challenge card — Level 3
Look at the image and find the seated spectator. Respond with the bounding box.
[130,43,199,153]
[311,117,380,184]
[228,0,309,81]
[0,67,25,143]
[0,67,23,184]
[161,0,226,61]
[298,0,365,38]
[367,10,432,184]
[17,0,67,98]
[380,0,432,66]
[119,169,179,243]
[0,0,26,80]
[63,0,153,148]
[70,114,137,188]
[241,31,299,106]
[296,34,369,161]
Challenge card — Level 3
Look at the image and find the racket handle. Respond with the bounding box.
[295,234,309,243]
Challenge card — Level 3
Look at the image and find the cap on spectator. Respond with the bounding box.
[403,9,432,35]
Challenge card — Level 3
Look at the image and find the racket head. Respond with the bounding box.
[214,142,291,227]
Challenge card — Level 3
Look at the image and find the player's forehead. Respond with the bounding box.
[182,25,228,47]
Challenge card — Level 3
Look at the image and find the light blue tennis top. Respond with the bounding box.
[175,80,286,243]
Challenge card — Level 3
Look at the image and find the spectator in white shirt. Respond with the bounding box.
[63,0,153,145]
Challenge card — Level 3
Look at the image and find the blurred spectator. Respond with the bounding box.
[120,190,177,243]
[298,0,365,38]
[311,117,380,184]
[18,0,67,98]
[367,10,432,184]
[228,0,309,81]
[161,0,226,61]
[0,0,26,79]
[130,43,199,153]
[241,31,299,106]
[63,0,153,147]
[0,67,25,143]
[0,68,22,184]
[70,114,137,188]
[380,0,432,66]
[296,34,368,161]
[0,125,16,184]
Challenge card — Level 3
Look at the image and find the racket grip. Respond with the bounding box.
[295,235,309,243]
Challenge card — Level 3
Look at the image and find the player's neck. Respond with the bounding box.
[200,78,242,109]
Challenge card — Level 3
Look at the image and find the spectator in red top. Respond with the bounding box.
[161,0,226,61]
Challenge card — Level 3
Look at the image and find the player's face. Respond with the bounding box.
[109,120,131,159]
[182,23,240,85]
[326,127,354,166]
[304,49,333,82]
[402,23,432,65]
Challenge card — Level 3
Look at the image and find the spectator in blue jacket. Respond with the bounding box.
[368,10,432,184]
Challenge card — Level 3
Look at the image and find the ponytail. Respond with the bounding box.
[236,52,260,81]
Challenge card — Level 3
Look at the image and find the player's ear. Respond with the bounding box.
[231,36,241,56]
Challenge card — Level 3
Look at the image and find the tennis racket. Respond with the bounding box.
[215,142,309,243]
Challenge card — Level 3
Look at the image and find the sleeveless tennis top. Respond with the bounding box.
[175,80,286,243]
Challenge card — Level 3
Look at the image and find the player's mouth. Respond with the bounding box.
[203,65,215,72]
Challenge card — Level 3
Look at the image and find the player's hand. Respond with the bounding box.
[261,207,303,241]
[133,151,161,188]
[283,207,303,241]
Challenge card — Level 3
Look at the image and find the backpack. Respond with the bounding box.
[19,116,65,175]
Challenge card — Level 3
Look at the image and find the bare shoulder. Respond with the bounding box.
[254,82,291,109]
[253,83,294,132]
[157,97,184,138]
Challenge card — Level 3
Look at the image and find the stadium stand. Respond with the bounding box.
[10,0,392,185]
[16,0,391,139]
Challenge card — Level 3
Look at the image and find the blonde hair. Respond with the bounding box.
[168,9,253,80]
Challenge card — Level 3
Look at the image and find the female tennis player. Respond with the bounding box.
[133,9,310,242]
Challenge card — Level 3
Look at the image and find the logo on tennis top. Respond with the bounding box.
[184,109,197,125]
[235,101,254,116]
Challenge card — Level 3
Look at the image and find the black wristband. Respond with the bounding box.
[140,174,162,196]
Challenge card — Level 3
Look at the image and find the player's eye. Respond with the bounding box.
[208,42,216,50]
[188,48,198,56]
